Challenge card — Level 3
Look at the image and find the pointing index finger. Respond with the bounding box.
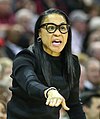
[61,100,70,111]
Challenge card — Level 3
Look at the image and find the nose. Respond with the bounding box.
[53,28,61,36]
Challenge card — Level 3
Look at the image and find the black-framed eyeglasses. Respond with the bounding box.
[39,23,70,34]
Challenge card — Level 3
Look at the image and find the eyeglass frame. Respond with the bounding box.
[39,23,70,34]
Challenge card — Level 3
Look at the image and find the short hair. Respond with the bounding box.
[80,90,100,107]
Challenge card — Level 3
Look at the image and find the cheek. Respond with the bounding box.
[64,34,68,43]
[41,33,51,45]
[40,30,52,43]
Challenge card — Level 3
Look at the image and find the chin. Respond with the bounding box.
[53,50,62,53]
[54,47,63,52]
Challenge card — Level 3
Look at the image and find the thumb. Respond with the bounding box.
[61,100,70,111]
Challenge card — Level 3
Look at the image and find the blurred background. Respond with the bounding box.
[0,0,100,119]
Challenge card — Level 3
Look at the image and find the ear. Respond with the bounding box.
[83,105,89,113]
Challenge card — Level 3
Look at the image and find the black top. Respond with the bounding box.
[7,47,86,119]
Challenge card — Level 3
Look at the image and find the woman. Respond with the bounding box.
[7,8,86,119]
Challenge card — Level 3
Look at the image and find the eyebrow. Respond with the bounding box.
[42,22,67,25]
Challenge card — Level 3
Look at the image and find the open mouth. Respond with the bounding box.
[52,40,62,46]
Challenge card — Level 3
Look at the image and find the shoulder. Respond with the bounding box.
[15,45,35,59]
[13,45,36,65]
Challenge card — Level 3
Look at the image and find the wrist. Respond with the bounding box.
[44,87,57,98]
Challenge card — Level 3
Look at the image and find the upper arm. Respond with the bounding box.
[12,54,48,100]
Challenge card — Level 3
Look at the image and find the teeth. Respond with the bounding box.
[52,41,61,43]
[53,42,60,45]
[52,40,62,46]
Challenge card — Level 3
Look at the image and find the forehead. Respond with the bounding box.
[92,97,100,105]
[88,60,100,69]
[43,13,67,24]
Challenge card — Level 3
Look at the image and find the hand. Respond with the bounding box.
[45,89,70,111]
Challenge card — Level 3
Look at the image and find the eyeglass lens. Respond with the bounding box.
[40,23,69,34]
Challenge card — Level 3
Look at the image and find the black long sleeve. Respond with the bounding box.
[11,51,48,100]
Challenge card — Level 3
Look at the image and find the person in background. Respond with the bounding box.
[15,8,38,33]
[0,99,7,119]
[3,24,30,60]
[83,28,100,56]
[80,90,100,119]
[88,16,100,31]
[0,57,12,88]
[87,42,100,61]
[84,57,100,91]
[0,0,15,39]
[7,8,86,119]
[0,57,12,102]
[69,10,88,55]
[78,53,89,93]
[79,64,87,93]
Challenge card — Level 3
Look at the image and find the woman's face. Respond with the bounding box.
[39,13,68,56]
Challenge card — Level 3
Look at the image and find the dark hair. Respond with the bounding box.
[33,8,75,88]
[81,91,100,107]
[83,94,100,107]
